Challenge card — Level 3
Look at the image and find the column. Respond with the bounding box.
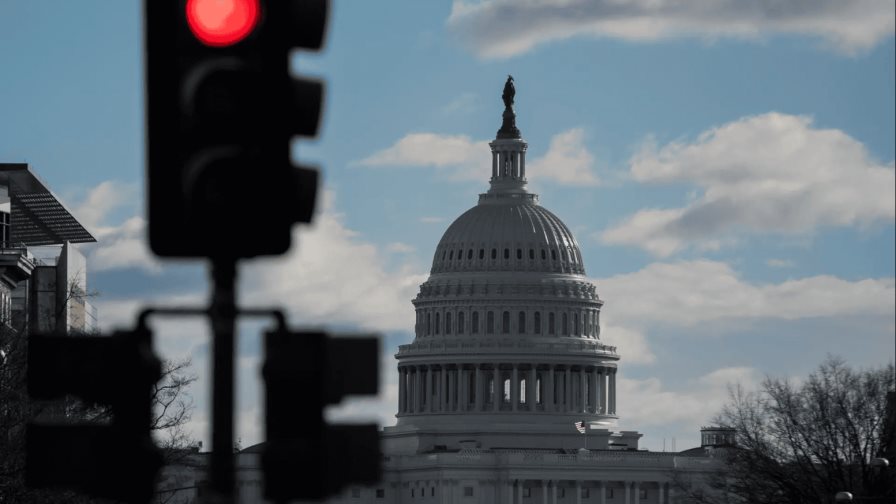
[541,480,548,504]
[528,367,537,411]
[492,151,497,178]
[599,369,608,415]
[609,369,616,415]
[575,481,582,504]
[589,368,598,414]
[493,367,501,412]
[426,366,433,413]
[398,368,406,413]
[565,368,571,412]
[633,482,640,504]
[511,365,519,411]
[475,366,483,411]
[459,367,468,412]
[624,481,630,504]
[598,481,606,504]
[658,482,665,504]
[551,481,557,504]
[414,366,423,413]
[507,480,515,504]
[448,367,456,411]
[520,150,526,179]
[545,366,554,413]
[580,368,587,413]
[442,366,448,411]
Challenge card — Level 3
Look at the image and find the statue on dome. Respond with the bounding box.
[502,75,515,108]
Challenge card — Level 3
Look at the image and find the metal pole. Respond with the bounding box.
[209,258,237,501]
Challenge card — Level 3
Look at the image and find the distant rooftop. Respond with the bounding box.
[0,163,95,246]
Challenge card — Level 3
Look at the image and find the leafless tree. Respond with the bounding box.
[672,357,895,504]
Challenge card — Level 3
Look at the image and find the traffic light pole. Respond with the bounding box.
[209,258,237,500]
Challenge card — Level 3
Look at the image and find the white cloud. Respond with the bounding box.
[528,128,600,186]
[386,242,416,254]
[442,92,478,115]
[448,0,895,59]
[595,260,895,328]
[600,323,655,365]
[602,113,895,256]
[766,258,794,268]
[357,133,489,181]
[243,191,427,333]
[360,128,601,186]
[619,366,763,429]
[419,216,446,224]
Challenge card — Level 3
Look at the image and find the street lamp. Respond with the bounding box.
[834,458,890,502]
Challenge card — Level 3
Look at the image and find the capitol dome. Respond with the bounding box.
[386,78,621,453]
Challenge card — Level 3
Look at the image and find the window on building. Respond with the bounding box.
[427,313,431,335]
[467,249,472,260]
[559,488,566,498]
[516,248,522,259]
[518,311,526,333]
[573,313,579,335]
[435,313,440,334]
[503,378,510,403]
[536,375,542,404]
[457,249,462,261]
[479,248,484,259]
[562,313,568,335]
[504,248,509,259]
[376,489,385,498]
[458,311,465,334]
[523,488,531,498]
[411,489,414,497]
[491,248,497,259]
[551,250,557,260]
[432,487,435,497]
[445,313,452,334]
[449,250,453,260]
[464,487,474,497]
[519,377,527,404]
[0,211,9,247]
[541,249,546,260]
[640,488,648,499]
[487,311,494,333]
[529,248,534,259]
[472,311,479,333]
[581,488,590,498]
[502,311,510,333]
[608,489,615,498]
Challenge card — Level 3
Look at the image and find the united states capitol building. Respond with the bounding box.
[221,80,730,504]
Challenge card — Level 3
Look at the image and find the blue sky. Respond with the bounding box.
[1,1,894,452]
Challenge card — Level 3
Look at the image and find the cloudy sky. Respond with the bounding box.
[1,1,893,452]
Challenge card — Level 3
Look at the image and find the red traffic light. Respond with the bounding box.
[186,0,260,47]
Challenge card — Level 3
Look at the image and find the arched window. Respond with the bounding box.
[562,313,568,335]
[536,375,543,404]
[435,313,440,334]
[427,313,432,335]
[479,249,484,259]
[467,249,473,260]
[520,377,527,404]
[472,312,480,333]
[541,249,546,260]
[518,311,526,333]
[551,250,557,260]
[548,312,555,334]
[503,378,511,403]
[457,249,462,260]
[491,248,497,259]
[487,311,494,333]
[516,248,522,259]
[529,248,534,259]
[504,248,509,259]
[502,311,510,334]
[449,251,453,260]
[573,313,579,335]
[534,312,541,334]
[441,250,446,260]
[458,311,465,334]
[445,312,452,334]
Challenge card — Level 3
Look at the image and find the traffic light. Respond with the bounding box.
[262,331,381,501]
[144,0,326,258]
[25,329,163,503]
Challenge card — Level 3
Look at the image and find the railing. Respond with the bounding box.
[384,449,711,471]
[398,337,617,356]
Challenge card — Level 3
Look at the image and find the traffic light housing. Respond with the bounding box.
[262,331,381,501]
[144,0,326,258]
[25,329,163,502]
